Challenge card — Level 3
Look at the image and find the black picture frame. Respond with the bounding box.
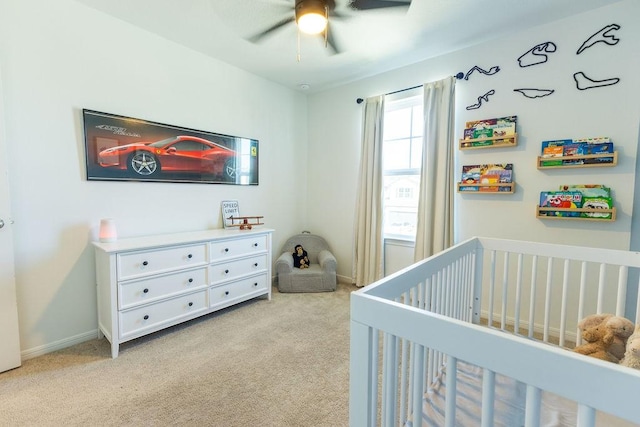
[83,109,259,185]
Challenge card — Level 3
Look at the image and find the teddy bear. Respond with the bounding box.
[576,313,635,361]
[620,325,640,369]
[604,316,635,360]
[573,319,619,363]
[292,244,310,269]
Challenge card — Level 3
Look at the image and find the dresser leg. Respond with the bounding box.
[111,343,119,359]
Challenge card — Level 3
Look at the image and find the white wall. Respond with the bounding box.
[307,0,640,282]
[0,0,308,357]
[2,0,639,358]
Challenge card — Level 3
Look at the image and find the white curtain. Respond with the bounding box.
[414,76,456,262]
[353,96,385,287]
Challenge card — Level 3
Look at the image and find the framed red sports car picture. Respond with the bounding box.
[83,109,259,185]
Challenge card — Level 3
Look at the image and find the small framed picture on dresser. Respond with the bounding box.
[221,200,240,228]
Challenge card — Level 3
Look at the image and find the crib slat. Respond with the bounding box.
[399,337,409,424]
[528,255,538,339]
[616,265,628,316]
[480,369,495,427]
[488,250,496,327]
[514,253,524,335]
[444,355,457,427]
[559,259,570,347]
[636,276,640,325]
[576,262,588,346]
[382,333,397,427]
[501,252,509,330]
[597,263,606,313]
[412,344,425,426]
[576,404,596,427]
[543,258,553,342]
[524,385,541,427]
[371,331,379,425]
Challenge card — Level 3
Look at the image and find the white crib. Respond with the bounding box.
[350,237,640,427]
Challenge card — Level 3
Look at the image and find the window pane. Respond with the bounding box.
[412,105,423,135]
[383,93,423,241]
[384,108,412,140]
[383,174,419,239]
[383,138,411,170]
[410,137,422,169]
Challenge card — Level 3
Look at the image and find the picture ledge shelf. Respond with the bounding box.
[536,206,616,221]
[457,182,515,194]
[459,134,518,150]
[537,151,618,169]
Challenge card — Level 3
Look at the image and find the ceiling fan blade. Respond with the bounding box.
[325,26,341,54]
[349,0,411,10]
[248,16,296,43]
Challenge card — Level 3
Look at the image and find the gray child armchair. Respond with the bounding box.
[276,233,337,292]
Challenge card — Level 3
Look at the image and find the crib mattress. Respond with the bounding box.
[406,362,635,427]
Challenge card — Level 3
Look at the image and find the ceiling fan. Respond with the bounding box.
[247,0,412,54]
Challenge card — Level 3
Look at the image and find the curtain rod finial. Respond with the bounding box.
[455,72,464,80]
[356,98,364,104]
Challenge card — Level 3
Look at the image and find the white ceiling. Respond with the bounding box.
[74,0,623,93]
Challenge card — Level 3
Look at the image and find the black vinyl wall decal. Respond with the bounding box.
[463,65,500,80]
[517,42,557,67]
[573,72,620,90]
[514,89,555,99]
[577,24,621,54]
[466,90,495,110]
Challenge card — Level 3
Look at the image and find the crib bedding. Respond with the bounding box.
[406,361,634,427]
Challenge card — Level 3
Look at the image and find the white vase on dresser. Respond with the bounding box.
[93,228,273,358]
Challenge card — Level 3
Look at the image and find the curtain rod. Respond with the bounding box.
[356,72,464,104]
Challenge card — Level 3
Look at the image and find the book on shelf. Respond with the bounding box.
[558,185,613,219]
[539,191,583,217]
[463,116,517,145]
[539,137,615,166]
[460,164,512,192]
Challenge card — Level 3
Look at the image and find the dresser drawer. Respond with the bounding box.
[210,235,267,261]
[118,243,207,280]
[118,267,207,310]
[119,290,207,339]
[210,254,267,284]
[209,274,268,307]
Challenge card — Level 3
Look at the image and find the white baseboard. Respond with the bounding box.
[21,330,99,361]
[337,274,353,285]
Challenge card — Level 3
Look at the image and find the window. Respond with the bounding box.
[383,93,423,240]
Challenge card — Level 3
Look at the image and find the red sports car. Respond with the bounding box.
[98,135,237,179]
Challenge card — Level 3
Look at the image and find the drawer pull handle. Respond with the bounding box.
[254,263,258,267]
[224,269,229,274]
[188,278,193,283]
[188,302,193,307]
[187,254,193,259]
[142,261,149,266]
[225,291,230,296]
[253,283,258,287]
[143,315,149,320]
[224,248,229,252]
[143,288,149,294]
[253,243,258,247]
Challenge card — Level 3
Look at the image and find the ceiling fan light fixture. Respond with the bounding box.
[295,0,328,35]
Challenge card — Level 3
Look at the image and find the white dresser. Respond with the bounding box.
[93,228,273,358]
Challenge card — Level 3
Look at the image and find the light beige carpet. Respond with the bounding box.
[0,283,357,427]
